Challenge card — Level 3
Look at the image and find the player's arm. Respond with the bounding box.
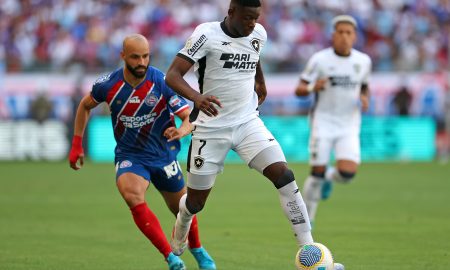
[69,95,99,170]
[163,109,193,142]
[295,78,328,96]
[360,83,370,112]
[165,56,222,117]
[255,61,267,105]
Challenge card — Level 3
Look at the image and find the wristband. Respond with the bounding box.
[306,83,315,93]
[72,135,83,148]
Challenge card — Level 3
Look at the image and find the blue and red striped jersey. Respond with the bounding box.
[90,66,189,166]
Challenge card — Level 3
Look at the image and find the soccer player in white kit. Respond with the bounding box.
[295,15,372,225]
[164,0,326,265]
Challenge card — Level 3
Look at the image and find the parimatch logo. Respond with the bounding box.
[220,53,257,70]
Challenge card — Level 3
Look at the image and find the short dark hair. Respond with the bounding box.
[232,0,261,7]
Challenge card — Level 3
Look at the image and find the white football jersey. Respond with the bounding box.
[178,21,266,128]
[301,48,372,131]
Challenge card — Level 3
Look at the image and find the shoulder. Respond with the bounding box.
[92,68,121,89]
[309,48,330,62]
[253,23,267,40]
[352,49,372,64]
[193,21,219,35]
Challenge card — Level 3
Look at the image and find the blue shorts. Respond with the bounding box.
[115,157,185,192]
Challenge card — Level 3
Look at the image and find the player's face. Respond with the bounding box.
[229,6,261,37]
[332,23,356,55]
[122,42,150,79]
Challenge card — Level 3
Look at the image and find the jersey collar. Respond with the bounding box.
[220,18,241,38]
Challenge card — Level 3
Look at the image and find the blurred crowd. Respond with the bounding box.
[1,0,449,73]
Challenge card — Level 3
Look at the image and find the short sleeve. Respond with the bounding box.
[156,70,190,114]
[300,54,322,83]
[362,56,372,84]
[90,74,112,103]
[177,23,210,64]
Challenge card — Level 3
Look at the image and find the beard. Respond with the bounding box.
[126,63,149,78]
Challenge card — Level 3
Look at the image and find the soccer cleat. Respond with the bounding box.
[334,262,345,270]
[321,180,333,200]
[190,247,216,270]
[166,252,186,270]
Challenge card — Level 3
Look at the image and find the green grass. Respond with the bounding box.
[1,161,450,269]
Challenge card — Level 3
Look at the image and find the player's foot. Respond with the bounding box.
[171,215,190,256]
[190,247,216,270]
[334,262,345,270]
[321,180,333,200]
[166,252,186,270]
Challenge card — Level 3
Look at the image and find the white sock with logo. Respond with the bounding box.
[278,181,313,246]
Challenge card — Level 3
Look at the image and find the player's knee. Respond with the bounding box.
[185,199,205,214]
[311,170,325,179]
[337,170,356,183]
[122,192,145,208]
[274,169,295,189]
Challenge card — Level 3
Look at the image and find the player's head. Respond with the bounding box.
[121,34,150,78]
[331,15,357,56]
[227,0,262,37]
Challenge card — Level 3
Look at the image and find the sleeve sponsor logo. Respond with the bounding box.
[186,34,207,56]
[169,95,181,107]
[119,160,132,169]
[94,73,112,85]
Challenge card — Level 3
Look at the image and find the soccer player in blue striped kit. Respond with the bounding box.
[69,34,215,270]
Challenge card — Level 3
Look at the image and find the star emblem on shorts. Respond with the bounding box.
[194,156,204,169]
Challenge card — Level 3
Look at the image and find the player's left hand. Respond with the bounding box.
[164,123,193,142]
[69,135,84,170]
[360,95,369,112]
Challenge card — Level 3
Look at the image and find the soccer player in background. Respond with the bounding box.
[68,34,215,270]
[294,15,372,225]
[165,1,342,268]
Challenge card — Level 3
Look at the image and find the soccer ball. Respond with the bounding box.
[295,243,334,270]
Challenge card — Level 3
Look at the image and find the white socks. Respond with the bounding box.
[174,194,193,242]
[277,181,314,246]
[302,175,323,222]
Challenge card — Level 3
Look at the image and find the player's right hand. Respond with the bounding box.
[314,78,328,91]
[69,135,84,170]
[194,95,222,117]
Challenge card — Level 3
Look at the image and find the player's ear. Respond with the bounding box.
[120,50,125,60]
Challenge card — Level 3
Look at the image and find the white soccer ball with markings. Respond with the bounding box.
[295,243,334,270]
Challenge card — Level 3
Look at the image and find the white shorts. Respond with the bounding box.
[187,117,285,175]
[309,132,361,166]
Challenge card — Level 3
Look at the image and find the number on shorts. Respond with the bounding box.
[198,139,206,155]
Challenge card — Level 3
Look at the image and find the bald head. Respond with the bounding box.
[122,34,150,53]
[121,34,150,79]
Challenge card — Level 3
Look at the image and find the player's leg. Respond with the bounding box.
[115,159,185,270]
[302,134,333,223]
[327,134,360,183]
[172,130,230,255]
[154,161,216,270]
[236,118,313,246]
[303,166,327,222]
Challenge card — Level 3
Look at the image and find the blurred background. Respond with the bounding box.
[0,0,449,163]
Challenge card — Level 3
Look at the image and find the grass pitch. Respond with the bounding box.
[1,161,449,269]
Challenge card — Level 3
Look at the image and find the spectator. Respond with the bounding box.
[0,0,448,73]
[392,86,413,115]
[30,91,53,123]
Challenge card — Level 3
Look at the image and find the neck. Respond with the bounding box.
[123,68,145,88]
[223,17,241,38]
[334,48,351,57]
